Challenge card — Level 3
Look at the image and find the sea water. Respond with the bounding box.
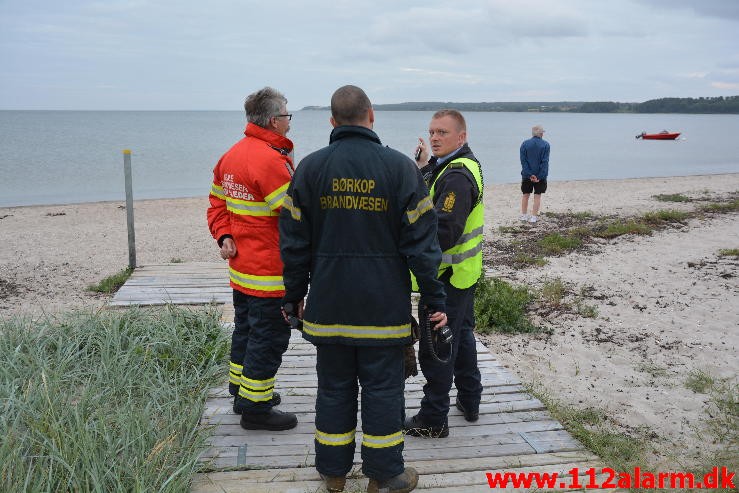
[0,110,737,207]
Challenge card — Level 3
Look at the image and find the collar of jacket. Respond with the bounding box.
[329,125,382,145]
[429,143,475,172]
[244,122,294,153]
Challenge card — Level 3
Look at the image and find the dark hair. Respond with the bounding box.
[244,87,287,127]
[432,109,466,132]
[330,85,372,125]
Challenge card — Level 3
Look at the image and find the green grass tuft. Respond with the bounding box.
[537,233,582,254]
[686,369,716,394]
[595,220,652,238]
[513,253,548,266]
[700,199,739,213]
[87,267,133,293]
[540,278,567,308]
[718,248,739,258]
[526,384,645,469]
[642,209,691,224]
[653,193,692,202]
[0,306,229,492]
[474,276,537,334]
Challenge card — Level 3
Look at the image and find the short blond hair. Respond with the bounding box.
[432,109,466,132]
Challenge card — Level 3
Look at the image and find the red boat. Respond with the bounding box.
[636,130,681,140]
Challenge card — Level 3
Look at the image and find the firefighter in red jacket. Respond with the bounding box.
[207,87,297,431]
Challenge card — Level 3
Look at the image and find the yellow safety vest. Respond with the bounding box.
[414,157,484,290]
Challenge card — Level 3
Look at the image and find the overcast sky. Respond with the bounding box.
[1,0,738,110]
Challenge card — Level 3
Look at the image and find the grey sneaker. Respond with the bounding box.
[367,467,418,493]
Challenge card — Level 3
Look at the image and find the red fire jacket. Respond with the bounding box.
[207,123,294,297]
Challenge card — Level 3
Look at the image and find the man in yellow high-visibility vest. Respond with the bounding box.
[405,109,484,438]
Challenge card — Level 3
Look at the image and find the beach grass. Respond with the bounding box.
[699,198,739,213]
[525,384,646,469]
[86,267,133,293]
[527,382,739,492]
[594,220,653,238]
[474,276,537,334]
[490,194,739,270]
[718,248,739,258]
[540,278,567,308]
[641,209,691,224]
[0,306,228,492]
[513,252,548,266]
[653,193,692,202]
[537,233,582,254]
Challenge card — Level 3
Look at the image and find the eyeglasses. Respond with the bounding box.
[275,114,292,121]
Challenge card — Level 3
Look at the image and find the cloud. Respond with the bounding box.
[633,0,739,21]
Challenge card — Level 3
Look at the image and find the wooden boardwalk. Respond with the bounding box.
[113,263,613,492]
[111,262,230,306]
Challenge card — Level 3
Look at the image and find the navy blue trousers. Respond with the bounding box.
[314,344,405,481]
[417,279,482,426]
[229,290,291,414]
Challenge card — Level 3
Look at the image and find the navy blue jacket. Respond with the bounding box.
[520,136,550,180]
[279,126,445,346]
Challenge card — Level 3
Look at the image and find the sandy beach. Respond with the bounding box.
[1,172,737,469]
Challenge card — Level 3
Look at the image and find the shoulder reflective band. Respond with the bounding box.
[283,195,302,221]
[406,195,433,225]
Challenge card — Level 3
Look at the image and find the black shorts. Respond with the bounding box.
[521,178,547,195]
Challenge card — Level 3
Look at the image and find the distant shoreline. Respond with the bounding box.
[303,95,739,114]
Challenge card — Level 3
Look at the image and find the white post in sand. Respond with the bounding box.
[123,149,136,269]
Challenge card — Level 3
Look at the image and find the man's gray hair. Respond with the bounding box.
[532,125,545,137]
[244,87,287,128]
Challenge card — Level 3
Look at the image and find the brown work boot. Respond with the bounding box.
[320,473,346,492]
[367,467,418,493]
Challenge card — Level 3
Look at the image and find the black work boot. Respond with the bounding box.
[403,414,449,438]
[455,396,479,422]
[240,408,297,431]
[233,392,281,414]
[320,473,347,492]
[367,467,418,493]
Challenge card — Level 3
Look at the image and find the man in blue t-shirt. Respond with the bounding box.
[519,125,550,223]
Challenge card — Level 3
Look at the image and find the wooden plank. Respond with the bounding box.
[193,450,598,483]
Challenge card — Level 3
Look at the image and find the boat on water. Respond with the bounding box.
[635,130,681,140]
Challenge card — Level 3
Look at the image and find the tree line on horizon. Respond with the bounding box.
[302,96,739,114]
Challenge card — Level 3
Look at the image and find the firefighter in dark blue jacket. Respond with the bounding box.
[279,85,447,493]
